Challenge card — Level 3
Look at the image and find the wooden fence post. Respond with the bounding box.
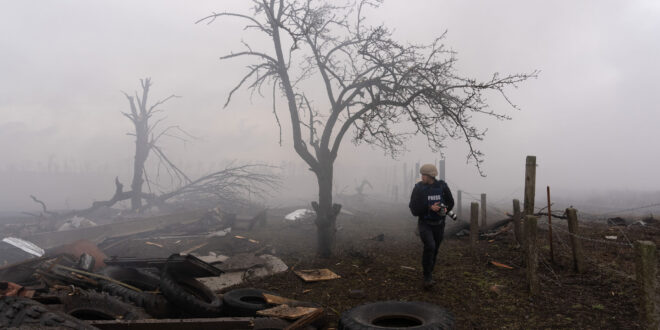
[524,156,536,216]
[470,202,479,251]
[525,215,539,295]
[480,193,487,228]
[457,190,462,221]
[566,208,585,273]
[513,199,522,244]
[635,240,658,330]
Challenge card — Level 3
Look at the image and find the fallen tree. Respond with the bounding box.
[27,164,280,221]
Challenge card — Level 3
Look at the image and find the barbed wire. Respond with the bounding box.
[551,224,633,248]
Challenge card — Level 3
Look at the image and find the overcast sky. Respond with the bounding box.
[1,0,659,212]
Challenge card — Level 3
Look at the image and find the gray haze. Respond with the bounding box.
[1,1,659,214]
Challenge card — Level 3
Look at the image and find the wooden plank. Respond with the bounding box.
[293,269,340,282]
[285,308,324,330]
[263,293,297,305]
[256,305,318,319]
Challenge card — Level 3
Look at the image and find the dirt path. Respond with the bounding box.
[228,205,653,329]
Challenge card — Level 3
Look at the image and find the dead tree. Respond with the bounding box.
[200,0,536,257]
[121,78,188,211]
[29,79,279,219]
[29,166,279,221]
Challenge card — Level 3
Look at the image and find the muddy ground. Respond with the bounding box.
[101,201,659,329]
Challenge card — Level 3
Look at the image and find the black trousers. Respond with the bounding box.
[418,221,445,280]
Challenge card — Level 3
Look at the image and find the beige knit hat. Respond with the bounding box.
[420,164,438,178]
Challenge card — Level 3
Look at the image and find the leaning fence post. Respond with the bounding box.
[566,208,585,273]
[470,202,479,251]
[635,240,658,330]
[523,156,536,216]
[513,199,522,244]
[525,215,539,295]
[480,193,487,229]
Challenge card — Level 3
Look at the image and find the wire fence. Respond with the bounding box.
[484,199,660,250]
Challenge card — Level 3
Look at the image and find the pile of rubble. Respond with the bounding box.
[0,208,326,329]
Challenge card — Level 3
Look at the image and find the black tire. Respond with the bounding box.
[222,288,272,317]
[59,290,151,321]
[99,266,161,291]
[98,267,174,318]
[100,281,174,318]
[159,270,222,317]
[338,301,454,330]
[0,296,99,329]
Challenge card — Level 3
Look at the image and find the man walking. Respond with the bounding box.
[409,163,454,289]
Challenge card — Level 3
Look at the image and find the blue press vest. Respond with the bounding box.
[423,184,446,223]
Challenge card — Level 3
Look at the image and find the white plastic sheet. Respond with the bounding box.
[2,237,45,257]
[284,209,315,221]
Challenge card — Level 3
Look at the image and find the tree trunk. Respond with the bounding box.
[131,120,149,211]
[312,163,341,258]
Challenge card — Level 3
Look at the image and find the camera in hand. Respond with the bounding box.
[438,203,458,221]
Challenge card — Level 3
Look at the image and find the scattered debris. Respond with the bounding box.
[2,237,44,257]
[284,209,315,221]
[193,252,228,265]
[77,253,96,271]
[207,227,232,237]
[605,236,618,240]
[294,269,341,282]
[0,281,34,297]
[145,241,164,248]
[490,284,505,295]
[400,266,415,271]
[490,261,514,269]
[218,253,265,272]
[607,217,627,226]
[57,216,98,231]
[182,242,208,255]
[257,304,319,319]
[199,254,288,291]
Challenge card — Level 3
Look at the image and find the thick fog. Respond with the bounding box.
[1,0,659,214]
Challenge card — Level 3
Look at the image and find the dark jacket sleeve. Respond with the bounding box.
[409,184,427,217]
[442,181,454,211]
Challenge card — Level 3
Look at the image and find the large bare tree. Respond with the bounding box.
[199,0,536,257]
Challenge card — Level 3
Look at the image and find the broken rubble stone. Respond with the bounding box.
[193,252,229,265]
[198,254,288,291]
[217,253,265,272]
[48,240,107,271]
[207,227,232,237]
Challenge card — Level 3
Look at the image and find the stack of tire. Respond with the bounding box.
[98,266,222,318]
[338,301,455,330]
[0,296,99,329]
